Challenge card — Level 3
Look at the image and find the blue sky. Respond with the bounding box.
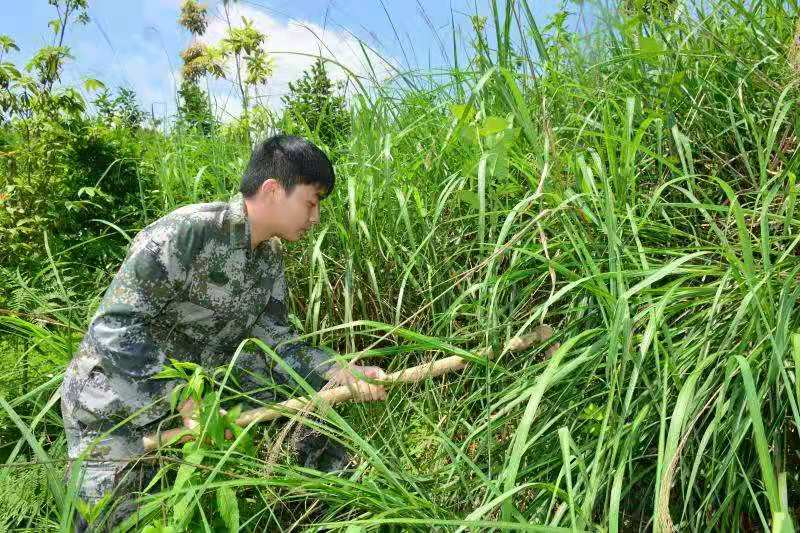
[1,1,578,119]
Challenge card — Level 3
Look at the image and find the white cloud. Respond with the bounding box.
[72,32,178,123]
[116,50,176,119]
[196,3,397,117]
[66,3,396,124]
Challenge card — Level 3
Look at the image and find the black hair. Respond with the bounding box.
[239,135,335,198]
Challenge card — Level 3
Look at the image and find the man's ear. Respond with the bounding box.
[260,178,279,200]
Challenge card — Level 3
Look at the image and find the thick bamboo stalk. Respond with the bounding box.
[142,325,553,452]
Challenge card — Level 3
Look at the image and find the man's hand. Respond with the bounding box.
[324,364,387,403]
[178,397,199,431]
[176,398,233,441]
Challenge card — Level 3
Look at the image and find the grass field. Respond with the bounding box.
[2,0,800,530]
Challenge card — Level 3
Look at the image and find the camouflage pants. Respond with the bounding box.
[62,351,348,531]
[65,458,159,533]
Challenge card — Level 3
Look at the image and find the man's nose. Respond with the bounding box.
[310,204,320,224]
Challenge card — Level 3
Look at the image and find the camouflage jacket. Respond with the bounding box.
[61,194,334,436]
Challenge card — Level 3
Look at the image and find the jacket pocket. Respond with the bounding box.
[71,366,120,426]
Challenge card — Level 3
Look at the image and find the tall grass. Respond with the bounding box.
[3,0,800,530]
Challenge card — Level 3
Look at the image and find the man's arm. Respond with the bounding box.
[81,222,192,426]
[249,266,336,390]
[248,250,386,401]
[249,291,386,403]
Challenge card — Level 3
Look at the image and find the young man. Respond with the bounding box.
[60,135,386,529]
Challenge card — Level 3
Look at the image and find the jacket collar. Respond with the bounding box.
[228,193,252,251]
[229,193,282,257]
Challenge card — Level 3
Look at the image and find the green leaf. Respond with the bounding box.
[639,36,663,58]
[169,383,186,412]
[48,19,62,36]
[623,251,708,299]
[216,486,239,533]
[141,520,177,533]
[173,450,203,525]
[201,390,225,446]
[188,366,205,398]
[77,186,96,198]
[449,103,475,122]
[669,71,685,86]
[773,511,796,533]
[500,332,592,520]
[460,125,479,144]
[0,396,64,508]
[174,452,202,493]
[478,115,509,136]
[792,333,800,409]
[0,35,19,53]
[83,78,105,92]
[0,62,22,82]
[456,190,480,210]
[495,183,522,198]
[736,356,781,517]
[75,491,112,527]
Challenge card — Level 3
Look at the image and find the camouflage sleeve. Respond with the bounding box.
[84,222,193,426]
[250,265,336,391]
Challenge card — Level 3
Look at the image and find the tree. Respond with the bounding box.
[622,0,679,22]
[281,57,350,149]
[0,0,144,270]
[177,79,215,134]
[177,1,216,134]
[177,0,273,144]
[179,0,208,35]
[94,87,146,130]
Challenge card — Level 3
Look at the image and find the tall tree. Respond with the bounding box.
[282,57,350,149]
[94,87,146,130]
[177,80,214,133]
[177,1,216,134]
[178,0,273,145]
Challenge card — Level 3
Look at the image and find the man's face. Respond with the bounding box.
[271,181,324,242]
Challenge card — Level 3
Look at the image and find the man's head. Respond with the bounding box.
[240,135,334,244]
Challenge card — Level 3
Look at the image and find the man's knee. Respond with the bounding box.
[292,426,350,473]
[64,460,115,532]
[65,460,116,505]
[65,459,158,531]
[62,416,160,531]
